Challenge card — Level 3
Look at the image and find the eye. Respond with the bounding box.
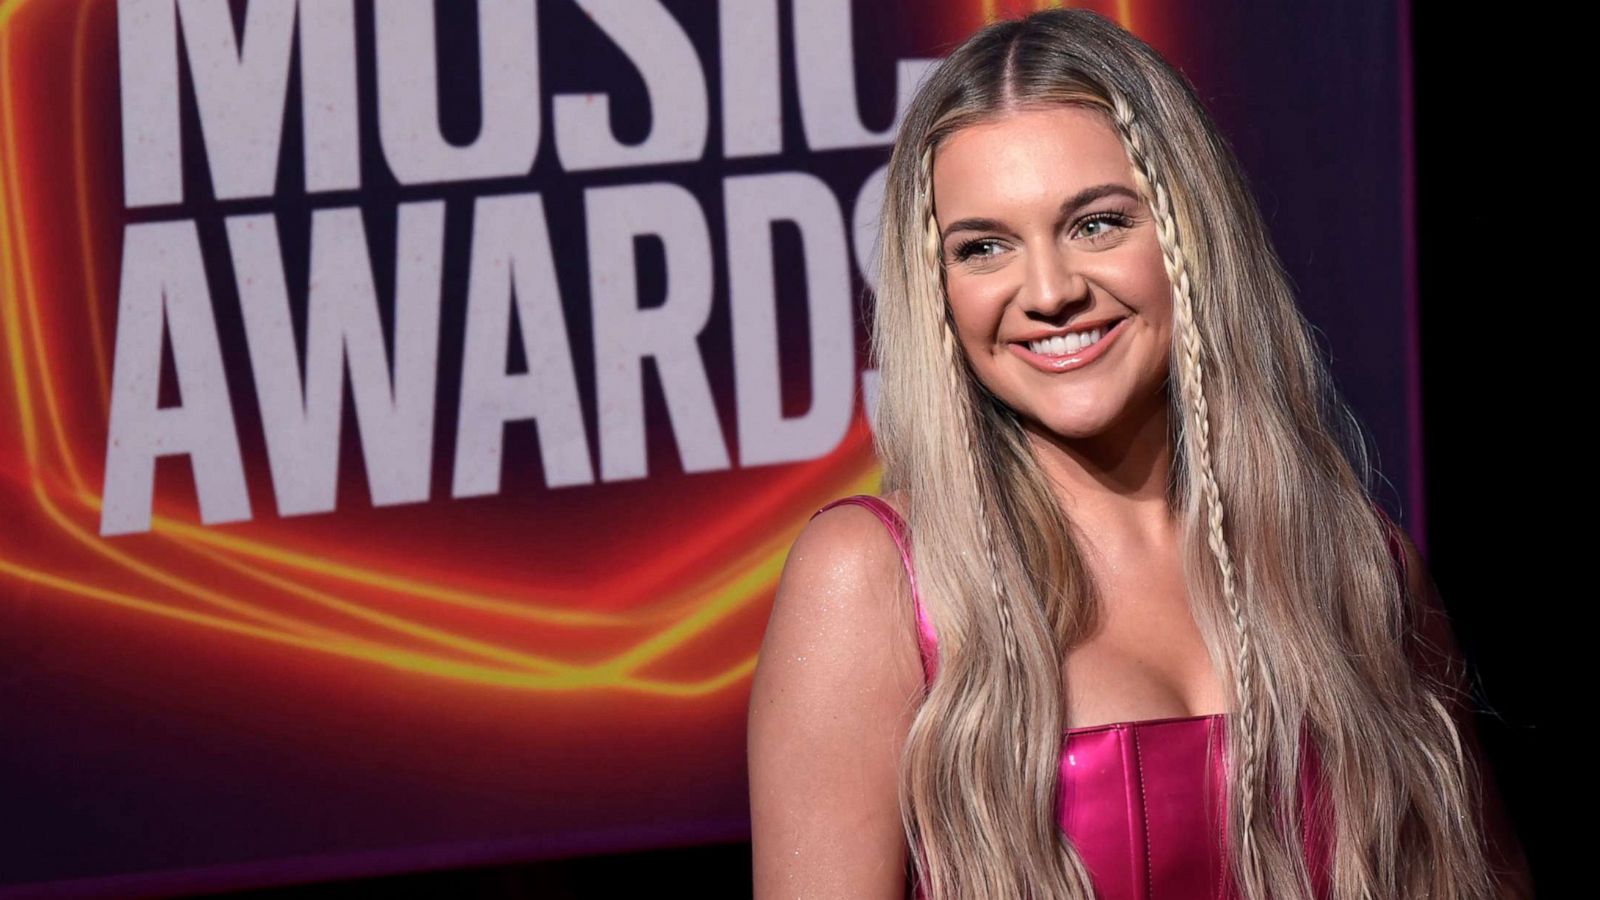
[1076,211,1135,243]
[950,237,1002,263]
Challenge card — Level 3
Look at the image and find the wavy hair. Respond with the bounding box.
[871,9,1497,899]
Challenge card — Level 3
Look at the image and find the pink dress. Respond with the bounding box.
[809,495,1376,900]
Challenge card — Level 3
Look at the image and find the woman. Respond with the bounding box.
[747,9,1531,899]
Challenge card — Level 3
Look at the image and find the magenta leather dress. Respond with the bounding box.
[810,495,1366,900]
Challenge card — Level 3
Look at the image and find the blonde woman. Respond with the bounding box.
[747,9,1531,900]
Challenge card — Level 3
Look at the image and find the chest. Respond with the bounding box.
[1060,551,1230,730]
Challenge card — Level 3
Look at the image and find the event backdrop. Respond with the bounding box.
[0,0,1416,895]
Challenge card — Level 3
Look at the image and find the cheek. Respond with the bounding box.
[1127,242,1175,317]
[944,284,1002,350]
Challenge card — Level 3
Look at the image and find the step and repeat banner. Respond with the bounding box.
[0,0,1412,895]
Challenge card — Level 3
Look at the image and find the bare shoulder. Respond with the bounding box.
[752,495,925,721]
[746,497,925,898]
[770,492,919,681]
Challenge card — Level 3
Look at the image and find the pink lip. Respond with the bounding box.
[1006,317,1130,373]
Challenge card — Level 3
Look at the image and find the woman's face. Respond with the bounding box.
[932,105,1173,445]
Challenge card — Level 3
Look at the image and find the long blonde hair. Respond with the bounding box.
[872,9,1497,899]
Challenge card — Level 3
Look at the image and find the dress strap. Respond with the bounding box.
[811,495,939,684]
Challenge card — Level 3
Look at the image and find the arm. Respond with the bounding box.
[747,505,930,899]
[1393,529,1535,900]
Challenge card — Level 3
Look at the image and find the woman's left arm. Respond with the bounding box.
[1393,529,1536,900]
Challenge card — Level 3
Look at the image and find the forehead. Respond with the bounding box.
[931,106,1130,214]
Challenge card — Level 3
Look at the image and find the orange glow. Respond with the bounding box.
[0,0,1150,710]
[0,0,888,701]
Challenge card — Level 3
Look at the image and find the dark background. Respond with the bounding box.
[187,5,1547,898]
[1407,4,1547,897]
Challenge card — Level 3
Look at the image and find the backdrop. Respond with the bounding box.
[0,0,1416,895]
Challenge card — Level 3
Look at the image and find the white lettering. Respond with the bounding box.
[718,0,782,157]
[792,0,938,150]
[116,0,361,206]
[553,0,708,170]
[725,172,853,467]
[227,205,445,518]
[453,193,595,497]
[588,182,729,480]
[375,0,541,185]
[101,221,252,535]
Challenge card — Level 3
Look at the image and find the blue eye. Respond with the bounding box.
[947,211,1135,266]
[951,238,1000,262]
[1077,212,1134,242]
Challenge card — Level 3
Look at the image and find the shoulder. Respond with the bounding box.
[753,493,924,708]
[792,495,903,574]
[792,491,911,577]
[747,497,925,894]
[778,494,916,637]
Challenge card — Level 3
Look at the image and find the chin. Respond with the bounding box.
[1023,412,1116,443]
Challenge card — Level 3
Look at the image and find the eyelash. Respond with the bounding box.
[950,212,1134,263]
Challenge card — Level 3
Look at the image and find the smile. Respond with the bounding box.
[1006,317,1130,373]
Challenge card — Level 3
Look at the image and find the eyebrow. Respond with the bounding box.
[938,183,1142,242]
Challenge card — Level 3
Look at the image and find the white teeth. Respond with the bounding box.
[1028,327,1105,357]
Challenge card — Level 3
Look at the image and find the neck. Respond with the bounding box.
[1021,386,1178,542]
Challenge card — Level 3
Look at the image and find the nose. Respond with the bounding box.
[1018,241,1091,319]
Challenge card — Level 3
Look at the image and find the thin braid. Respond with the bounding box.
[918,145,1027,772]
[1103,90,1266,884]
